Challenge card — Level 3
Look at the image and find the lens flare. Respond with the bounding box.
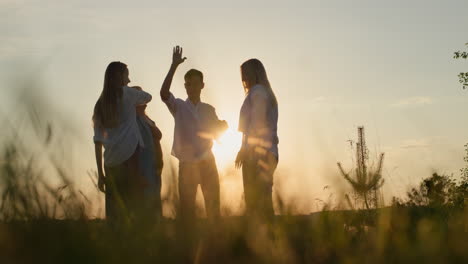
[212,128,242,168]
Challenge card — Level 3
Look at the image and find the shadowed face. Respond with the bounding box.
[184,75,204,101]
[122,68,130,86]
[241,69,249,90]
[241,67,255,91]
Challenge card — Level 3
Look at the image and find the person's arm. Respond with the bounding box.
[127,86,152,106]
[235,90,269,169]
[94,142,105,192]
[249,89,269,141]
[235,134,248,169]
[150,122,163,141]
[154,141,164,174]
[235,100,250,169]
[214,110,228,134]
[143,115,164,172]
[160,46,186,101]
[145,115,162,141]
[208,107,228,139]
[216,119,228,139]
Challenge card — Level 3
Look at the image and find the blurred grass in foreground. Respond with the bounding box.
[0,84,467,263]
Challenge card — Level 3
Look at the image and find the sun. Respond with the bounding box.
[212,127,243,168]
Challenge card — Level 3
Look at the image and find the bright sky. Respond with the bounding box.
[1,0,467,215]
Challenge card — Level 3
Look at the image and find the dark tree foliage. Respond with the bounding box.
[453,42,468,89]
[393,145,468,209]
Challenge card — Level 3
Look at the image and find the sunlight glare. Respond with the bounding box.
[212,127,242,168]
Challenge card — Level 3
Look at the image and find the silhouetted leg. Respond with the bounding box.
[104,166,118,222]
[154,171,163,218]
[178,162,201,263]
[105,162,132,226]
[257,152,277,217]
[242,158,258,216]
[179,161,199,220]
[243,152,278,218]
[200,154,220,219]
[120,146,146,223]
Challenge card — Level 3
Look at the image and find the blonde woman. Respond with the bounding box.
[236,59,279,217]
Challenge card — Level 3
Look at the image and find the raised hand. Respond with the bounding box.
[161,46,184,100]
[172,45,187,66]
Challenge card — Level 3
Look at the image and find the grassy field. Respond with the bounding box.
[1,87,467,263]
[0,206,467,263]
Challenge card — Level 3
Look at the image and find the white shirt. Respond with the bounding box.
[238,84,279,159]
[163,92,222,162]
[94,86,152,166]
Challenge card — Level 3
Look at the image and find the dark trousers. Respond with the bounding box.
[104,147,142,223]
[242,151,278,217]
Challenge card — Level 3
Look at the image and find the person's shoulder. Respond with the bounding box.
[201,102,216,111]
[201,101,214,108]
[122,85,136,97]
[174,96,185,103]
[122,85,132,92]
[165,92,183,102]
[162,92,183,107]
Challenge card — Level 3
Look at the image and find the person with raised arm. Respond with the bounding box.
[160,46,227,220]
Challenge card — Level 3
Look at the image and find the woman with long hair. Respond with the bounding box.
[235,58,279,217]
[93,61,152,222]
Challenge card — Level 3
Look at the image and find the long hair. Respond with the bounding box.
[240,58,278,107]
[93,61,127,129]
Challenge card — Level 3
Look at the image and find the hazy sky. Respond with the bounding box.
[1,0,468,215]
